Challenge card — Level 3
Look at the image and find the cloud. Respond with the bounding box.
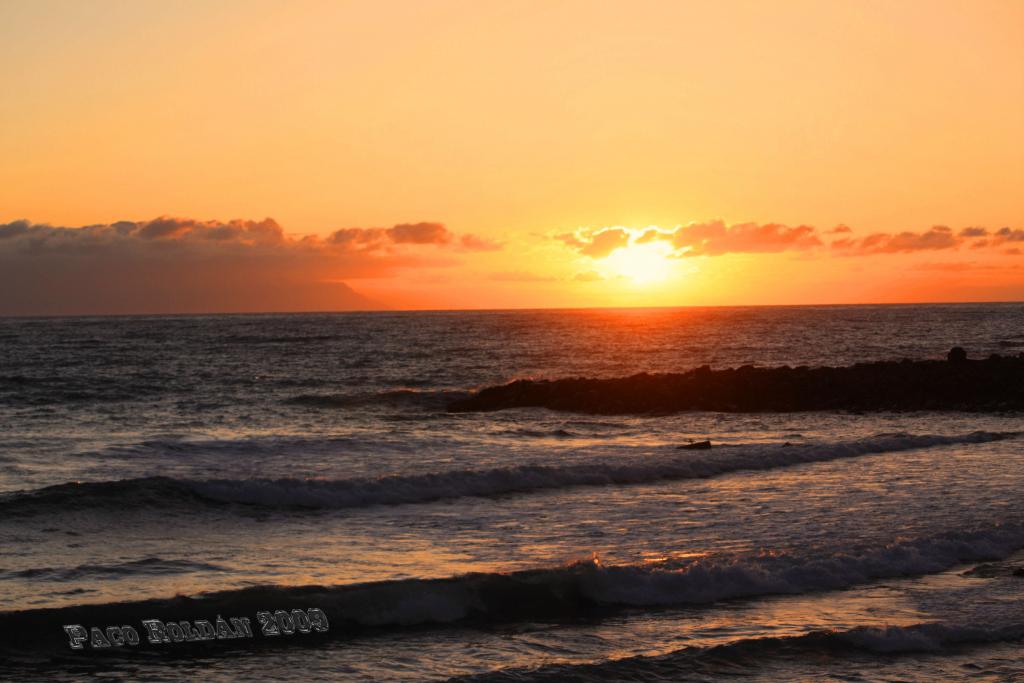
[324,221,451,250]
[459,234,503,251]
[555,232,586,249]
[113,216,287,243]
[558,220,1020,262]
[993,227,1024,243]
[634,228,672,244]
[0,216,491,315]
[556,228,631,258]
[0,216,494,257]
[559,221,821,259]
[578,228,631,258]
[831,226,960,254]
[326,227,389,250]
[322,223,501,253]
[955,227,1024,251]
[386,222,451,244]
[667,221,821,256]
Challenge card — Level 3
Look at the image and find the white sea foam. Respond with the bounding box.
[186,431,1014,510]
[303,523,1024,631]
[4,431,1013,515]
[8,522,1022,633]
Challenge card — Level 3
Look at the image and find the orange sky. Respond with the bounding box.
[1,0,1022,313]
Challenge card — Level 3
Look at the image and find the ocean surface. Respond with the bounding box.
[2,303,1024,681]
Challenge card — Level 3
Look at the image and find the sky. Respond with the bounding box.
[1,0,1022,314]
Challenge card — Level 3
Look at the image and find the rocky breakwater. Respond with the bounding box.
[447,348,1024,414]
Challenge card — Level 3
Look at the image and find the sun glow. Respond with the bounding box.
[600,241,676,284]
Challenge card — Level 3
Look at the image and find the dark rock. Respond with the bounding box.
[677,440,712,450]
[446,354,1024,415]
[948,346,968,363]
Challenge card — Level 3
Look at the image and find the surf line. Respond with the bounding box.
[63,607,329,649]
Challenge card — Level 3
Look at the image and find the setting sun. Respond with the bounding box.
[600,240,676,285]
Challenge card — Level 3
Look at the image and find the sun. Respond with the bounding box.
[600,241,675,284]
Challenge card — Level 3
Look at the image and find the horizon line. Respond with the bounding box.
[2,299,1023,320]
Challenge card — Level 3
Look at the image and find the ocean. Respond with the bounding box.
[2,303,1024,681]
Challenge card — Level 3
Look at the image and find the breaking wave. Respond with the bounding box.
[1,431,1013,516]
[453,620,1024,681]
[3,523,1024,653]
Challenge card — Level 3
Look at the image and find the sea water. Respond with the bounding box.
[2,303,1023,680]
